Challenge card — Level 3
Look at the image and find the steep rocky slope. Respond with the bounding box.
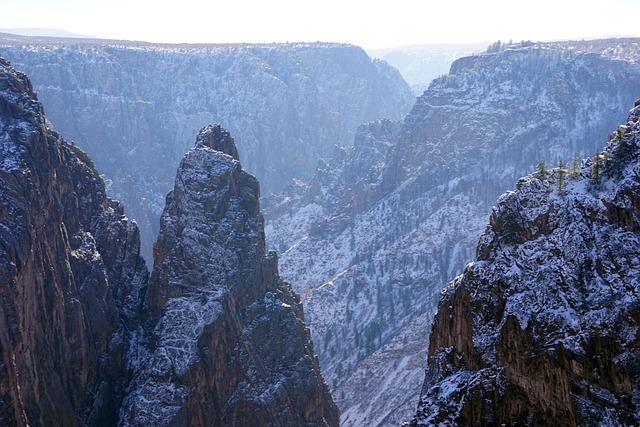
[0,56,148,425]
[264,39,640,425]
[0,33,414,260]
[410,100,640,426]
[121,125,339,426]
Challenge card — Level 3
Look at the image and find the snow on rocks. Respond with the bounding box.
[410,101,640,426]
[121,125,338,426]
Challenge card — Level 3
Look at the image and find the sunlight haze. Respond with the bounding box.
[1,0,639,48]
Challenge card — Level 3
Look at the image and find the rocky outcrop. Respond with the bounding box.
[0,35,415,261]
[122,125,339,426]
[0,57,148,425]
[264,40,640,426]
[410,102,640,425]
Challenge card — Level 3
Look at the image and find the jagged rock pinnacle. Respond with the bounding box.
[125,124,339,426]
[195,124,239,160]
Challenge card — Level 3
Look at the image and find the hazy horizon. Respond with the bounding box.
[1,1,639,50]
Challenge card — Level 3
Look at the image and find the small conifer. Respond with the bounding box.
[569,155,580,178]
[535,161,549,180]
[498,208,521,245]
[592,152,604,181]
[607,125,631,179]
[557,160,566,194]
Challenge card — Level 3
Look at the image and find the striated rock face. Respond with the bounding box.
[411,102,640,425]
[0,57,148,425]
[0,34,415,261]
[122,125,339,426]
[264,39,640,426]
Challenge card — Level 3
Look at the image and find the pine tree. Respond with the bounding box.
[592,153,603,181]
[535,161,549,180]
[569,155,580,178]
[557,159,566,194]
[498,208,521,245]
[487,40,502,53]
[607,125,631,179]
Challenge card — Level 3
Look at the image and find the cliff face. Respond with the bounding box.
[411,101,640,425]
[122,125,339,426]
[0,57,148,425]
[264,39,640,426]
[0,34,415,261]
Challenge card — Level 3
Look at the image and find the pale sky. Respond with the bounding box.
[1,0,639,49]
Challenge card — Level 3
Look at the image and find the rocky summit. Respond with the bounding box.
[410,100,640,425]
[122,124,339,426]
[0,56,337,426]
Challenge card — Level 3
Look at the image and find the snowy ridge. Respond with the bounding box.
[411,101,640,425]
[542,37,640,64]
[0,63,42,171]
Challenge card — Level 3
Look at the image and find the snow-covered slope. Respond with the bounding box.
[265,39,640,425]
[410,99,640,426]
[0,35,414,260]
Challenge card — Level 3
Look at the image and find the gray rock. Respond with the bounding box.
[121,124,339,426]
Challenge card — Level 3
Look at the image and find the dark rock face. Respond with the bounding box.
[122,125,339,426]
[0,36,415,261]
[0,57,148,425]
[410,102,640,425]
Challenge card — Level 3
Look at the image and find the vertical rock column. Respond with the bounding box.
[122,125,338,426]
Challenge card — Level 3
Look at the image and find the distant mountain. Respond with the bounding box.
[0,35,414,261]
[410,99,640,426]
[367,42,487,94]
[265,38,640,426]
